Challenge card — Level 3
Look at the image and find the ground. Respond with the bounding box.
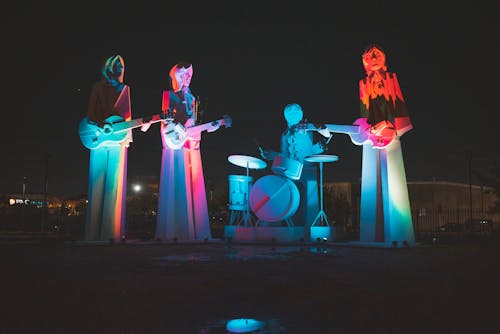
[1,236,499,333]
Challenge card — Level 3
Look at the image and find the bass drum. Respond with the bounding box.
[249,175,300,222]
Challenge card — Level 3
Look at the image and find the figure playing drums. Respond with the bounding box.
[259,103,327,231]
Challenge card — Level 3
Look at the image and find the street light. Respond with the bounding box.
[133,184,142,193]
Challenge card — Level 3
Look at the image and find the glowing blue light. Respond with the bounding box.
[226,318,265,333]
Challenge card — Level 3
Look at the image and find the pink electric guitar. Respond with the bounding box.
[349,118,396,149]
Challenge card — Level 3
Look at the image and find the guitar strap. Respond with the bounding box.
[114,86,131,121]
[113,85,132,143]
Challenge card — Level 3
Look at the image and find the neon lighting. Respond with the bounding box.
[113,147,127,240]
[169,62,193,93]
[253,103,326,236]
[156,62,227,241]
[83,55,131,242]
[356,45,415,247]
[226,318,265,333]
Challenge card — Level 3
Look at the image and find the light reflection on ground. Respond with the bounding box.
[201,317,285,333]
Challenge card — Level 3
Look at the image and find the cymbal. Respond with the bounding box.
[304,154,339,163]
[228,155,267,169]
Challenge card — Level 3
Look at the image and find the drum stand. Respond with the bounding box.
[227,155,267,227]
[305,155,339,227]
[228,162,254,226]
[241,161,253,226]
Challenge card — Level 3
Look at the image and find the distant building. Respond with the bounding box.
[324,180,499,236]
[1,193,62,212]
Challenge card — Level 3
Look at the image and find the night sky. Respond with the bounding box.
[3,2,499,197]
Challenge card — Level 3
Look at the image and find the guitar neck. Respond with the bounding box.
[301,123,360,135]
[112,114,163,133]
[188,119,224,133]
[324,124,360,135]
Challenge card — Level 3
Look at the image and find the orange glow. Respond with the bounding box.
[114,148,127,240]
[169,63,193,92]
[359,70,404,112]
[359,45,404,111]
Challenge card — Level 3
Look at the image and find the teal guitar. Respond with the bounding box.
[79,114,165,149]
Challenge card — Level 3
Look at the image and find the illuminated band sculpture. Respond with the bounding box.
[156,62,231,241]
[79,47,414,246]
[355,44,415,247]
[81,55,133,242]
[226,46,415,246]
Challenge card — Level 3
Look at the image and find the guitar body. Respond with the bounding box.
[349,118,396,149]
[79,113,164,150]
[163,122,190,150]
[163,114,232,150]
[79,115,129,150]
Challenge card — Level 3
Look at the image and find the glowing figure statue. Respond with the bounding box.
[84,55,132,242]
[259,103,327,233]
[156,62,228,241]
[357,44,415,247]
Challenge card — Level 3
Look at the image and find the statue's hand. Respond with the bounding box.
[370,120,395,136]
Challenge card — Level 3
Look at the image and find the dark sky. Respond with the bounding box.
[3,2,499,197]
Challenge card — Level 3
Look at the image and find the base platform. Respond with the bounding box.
[224,226,337,243]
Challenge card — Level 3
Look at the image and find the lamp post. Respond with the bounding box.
[468,150,473,224]
[42,153,50,232]
[480,184,485,219]
[133,184,142,193]
[22,176,27,231]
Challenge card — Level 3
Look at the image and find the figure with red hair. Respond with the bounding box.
[156,61,219,241]
[356,45,415,247]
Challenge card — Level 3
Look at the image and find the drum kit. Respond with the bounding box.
[228,153,338,227]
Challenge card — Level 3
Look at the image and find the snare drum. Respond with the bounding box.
[249,174,300,222]
[228,174,253,211]
[271,156,303,180]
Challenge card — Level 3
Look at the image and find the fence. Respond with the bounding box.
[412,207,498,240]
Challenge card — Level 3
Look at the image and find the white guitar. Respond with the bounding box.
[163,114,232,149]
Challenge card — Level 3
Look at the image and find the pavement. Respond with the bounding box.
[1,237,499,333]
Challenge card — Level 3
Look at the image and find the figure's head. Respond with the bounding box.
[283,103,303,127]
[169,61,193,92]
[362,44,387,74]
[102,55,124,85]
